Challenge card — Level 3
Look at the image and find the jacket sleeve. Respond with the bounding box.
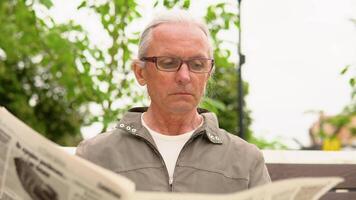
[248,149,271,188]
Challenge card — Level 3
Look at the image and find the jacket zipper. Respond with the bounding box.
[171,130,205,191]
[134,134,172,191]
[133,130,205,192]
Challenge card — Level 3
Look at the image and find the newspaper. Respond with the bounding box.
[0,107,134,200]
[134,177,342,200]
[0,107,344,200]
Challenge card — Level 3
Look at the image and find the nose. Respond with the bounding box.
[175,62,191,85]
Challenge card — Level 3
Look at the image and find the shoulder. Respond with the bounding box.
[75,129,126,159]
[219,129,264,161]
[218,129,270,184]
[200,110,263,160]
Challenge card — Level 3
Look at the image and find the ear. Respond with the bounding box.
[206,70,213,80]
[208,66,215,78]
[132,60,147,86]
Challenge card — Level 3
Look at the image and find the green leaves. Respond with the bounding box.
[0,0,98,145]
[182,0,190,9]
[200,97,226,114]
[334,63,356,138]
[39,0,53,9]
[203,2,246,136]
[77,1,86,10]
[340,64,355,101]
[161,0,190,9]
[340,65,350,75]
[202,1,281,148]
[73,0,146,132]
[163,0,180,8]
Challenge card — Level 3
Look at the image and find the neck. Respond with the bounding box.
[143,106,202,136]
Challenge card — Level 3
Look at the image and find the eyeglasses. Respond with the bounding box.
[140,56,214,73]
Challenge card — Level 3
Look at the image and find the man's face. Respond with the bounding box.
[139,22,211,114]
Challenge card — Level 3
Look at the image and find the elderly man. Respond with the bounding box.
[76,10,271,193]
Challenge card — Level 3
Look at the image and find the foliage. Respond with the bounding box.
[333,64,356,139]
[0,0,142,145]
[202,2,253,138]
[249,135,288,150]
[337,21,356,136]
[202,2,281,149]
[309,20,356,149]
[340,19,356,115]
[341,65,356,114]
[0,0,93,145]
[76,0,144,131]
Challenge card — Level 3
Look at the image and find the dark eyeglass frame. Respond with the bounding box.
[140,56,215,73]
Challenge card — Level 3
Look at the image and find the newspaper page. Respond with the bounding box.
[133,177,343,200]
[0,107,344,200]
[0,107,135,200]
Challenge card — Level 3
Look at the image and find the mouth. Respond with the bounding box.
[171,92,193,96]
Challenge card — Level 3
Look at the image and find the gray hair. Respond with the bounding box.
[138,9,213,59]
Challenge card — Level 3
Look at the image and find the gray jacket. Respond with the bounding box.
[76,107,271,193]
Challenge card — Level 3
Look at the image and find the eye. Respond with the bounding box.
[158,57,180,69]
[189,59,205,70]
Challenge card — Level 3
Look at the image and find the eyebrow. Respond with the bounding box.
[160,54,209,59]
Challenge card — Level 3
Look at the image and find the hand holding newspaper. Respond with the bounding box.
[0,107,343,200]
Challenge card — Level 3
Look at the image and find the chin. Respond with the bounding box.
[168,103,197,113]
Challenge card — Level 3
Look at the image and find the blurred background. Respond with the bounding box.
[0,0,355,150]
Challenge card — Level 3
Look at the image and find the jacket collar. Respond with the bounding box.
[116,107,223,144]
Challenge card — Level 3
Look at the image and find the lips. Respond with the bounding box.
[170,92,194,97]
[174,92,192,95]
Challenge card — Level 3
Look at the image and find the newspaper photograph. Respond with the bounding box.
[0,107,344,200]
[1,140,69,200]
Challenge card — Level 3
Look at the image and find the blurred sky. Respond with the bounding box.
[47,0,356,148]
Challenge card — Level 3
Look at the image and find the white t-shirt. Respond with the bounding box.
[141,114,202,184]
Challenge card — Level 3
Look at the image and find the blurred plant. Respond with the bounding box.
[310,112,355,150]
[203,2,288,149]
[0,0,94,145]
[203,2,249,136]
[308,64,356,150]
[249,135,288,150]
[76,0,144,131]
[341,65,356,114]
[0,0,144,145]
[342,19,356,114]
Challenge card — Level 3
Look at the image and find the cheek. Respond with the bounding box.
[197,76,209,92]
[146,78,171,97]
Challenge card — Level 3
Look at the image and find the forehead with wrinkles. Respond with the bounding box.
[147,22,210,58]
